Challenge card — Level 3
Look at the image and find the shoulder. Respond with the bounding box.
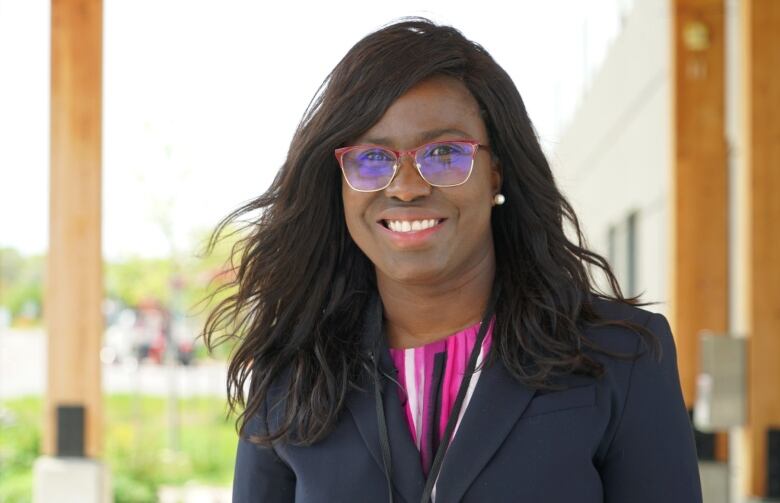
[588,295,655,324]
[583,302,701,499]
[576,297,680,408]
[582,296,670,361]
[580,299,689,466]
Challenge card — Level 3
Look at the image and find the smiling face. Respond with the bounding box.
[341,75,502,286]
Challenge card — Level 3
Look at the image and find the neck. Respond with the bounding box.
[377,252,496,349]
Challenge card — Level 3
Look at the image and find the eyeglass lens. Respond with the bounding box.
[341,141,475,191]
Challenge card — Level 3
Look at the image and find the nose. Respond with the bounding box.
[383,155,432,201]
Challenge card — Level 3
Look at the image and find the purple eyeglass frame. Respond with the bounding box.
[334,139,490,192]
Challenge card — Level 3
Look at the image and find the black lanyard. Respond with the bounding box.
[371,286,500,503]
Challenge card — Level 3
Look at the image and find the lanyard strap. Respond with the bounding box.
[372,285,500,503]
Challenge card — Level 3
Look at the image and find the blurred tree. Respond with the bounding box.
[0,226,240,330]
[0,248,44,325]
[106,257,174,307]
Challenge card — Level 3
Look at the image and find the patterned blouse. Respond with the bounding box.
[388,317,495,476]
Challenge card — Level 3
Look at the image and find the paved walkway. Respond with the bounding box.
[158,485,231,503]
[0,329,227,400]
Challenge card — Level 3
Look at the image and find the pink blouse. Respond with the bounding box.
[388,318,494,476]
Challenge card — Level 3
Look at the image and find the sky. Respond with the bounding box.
[0,0,633,260]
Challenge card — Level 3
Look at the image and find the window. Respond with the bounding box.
[607,210,639,297]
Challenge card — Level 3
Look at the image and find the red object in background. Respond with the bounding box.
[148,331,166,364]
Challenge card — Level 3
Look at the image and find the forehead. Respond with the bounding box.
[355,76,487,147]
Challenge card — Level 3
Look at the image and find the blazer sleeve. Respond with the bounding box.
[599,312,703,503]
[232,400,296,503]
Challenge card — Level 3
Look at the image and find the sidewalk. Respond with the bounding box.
[158,485,231,503]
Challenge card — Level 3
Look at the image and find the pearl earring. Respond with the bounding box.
[493,193,506,206]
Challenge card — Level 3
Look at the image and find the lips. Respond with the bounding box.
[382,218,444,233]
[373,215,447,249]
[373,209,448,249]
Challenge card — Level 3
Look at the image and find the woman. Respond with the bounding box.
[204,18,703,503]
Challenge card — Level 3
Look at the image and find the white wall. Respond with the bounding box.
[551,0,671,314]
[552,3,755,499]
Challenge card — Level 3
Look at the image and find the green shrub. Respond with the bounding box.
[0,394,237,502]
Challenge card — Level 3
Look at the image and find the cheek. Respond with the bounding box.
[458,199,493,239]
[341,183,373,243]
[455,175,495,226]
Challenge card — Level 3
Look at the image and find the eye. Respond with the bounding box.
[429,145,454,156]
[427,143,465,157]
[359,148,394,162]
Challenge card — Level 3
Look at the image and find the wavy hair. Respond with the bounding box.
[202,18,660,446]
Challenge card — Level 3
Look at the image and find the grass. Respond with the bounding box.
[0,394,238,503]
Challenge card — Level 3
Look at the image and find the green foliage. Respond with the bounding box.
[184,227,243,316]
[112,472,157,503]
[184,227,244,359]
[0,394,238,502]
[105,257,174,307]
[0,248,44,325]
[0,397,40,503]
[0,226,243,349]
[0,470,33,503]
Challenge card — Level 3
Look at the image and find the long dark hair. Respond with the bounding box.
[202,18,660,447]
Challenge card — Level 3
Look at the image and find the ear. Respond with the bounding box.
[490,157,502,196]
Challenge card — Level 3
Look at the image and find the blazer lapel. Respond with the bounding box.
[433,358,536,502]
[344,292,536,503]
[345,294,426,503]
[345,374,426,503]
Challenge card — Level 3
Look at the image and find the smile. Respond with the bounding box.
[382,219,444,233]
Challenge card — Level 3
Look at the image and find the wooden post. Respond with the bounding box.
[742,0,780,496]
[670,0,728,459]
[46,0,103,458]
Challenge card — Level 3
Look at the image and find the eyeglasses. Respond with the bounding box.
[335,139,489,192]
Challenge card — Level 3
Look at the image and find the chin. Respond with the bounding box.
[378,259,450,286]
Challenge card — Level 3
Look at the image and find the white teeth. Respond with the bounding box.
[386,219,439,233]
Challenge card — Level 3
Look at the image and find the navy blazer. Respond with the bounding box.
[233,297,703,502]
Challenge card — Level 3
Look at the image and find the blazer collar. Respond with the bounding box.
[345,293,537,503]
[434,356,536,502]
[346,293,426,503]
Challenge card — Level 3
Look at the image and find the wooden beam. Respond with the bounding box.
[46,0,103,458]
[670,0,728,462]
[743,0,780,496]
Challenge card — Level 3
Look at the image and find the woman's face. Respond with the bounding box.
[341,75,501,285]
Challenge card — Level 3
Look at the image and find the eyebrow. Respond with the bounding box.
[360,128,473,146]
